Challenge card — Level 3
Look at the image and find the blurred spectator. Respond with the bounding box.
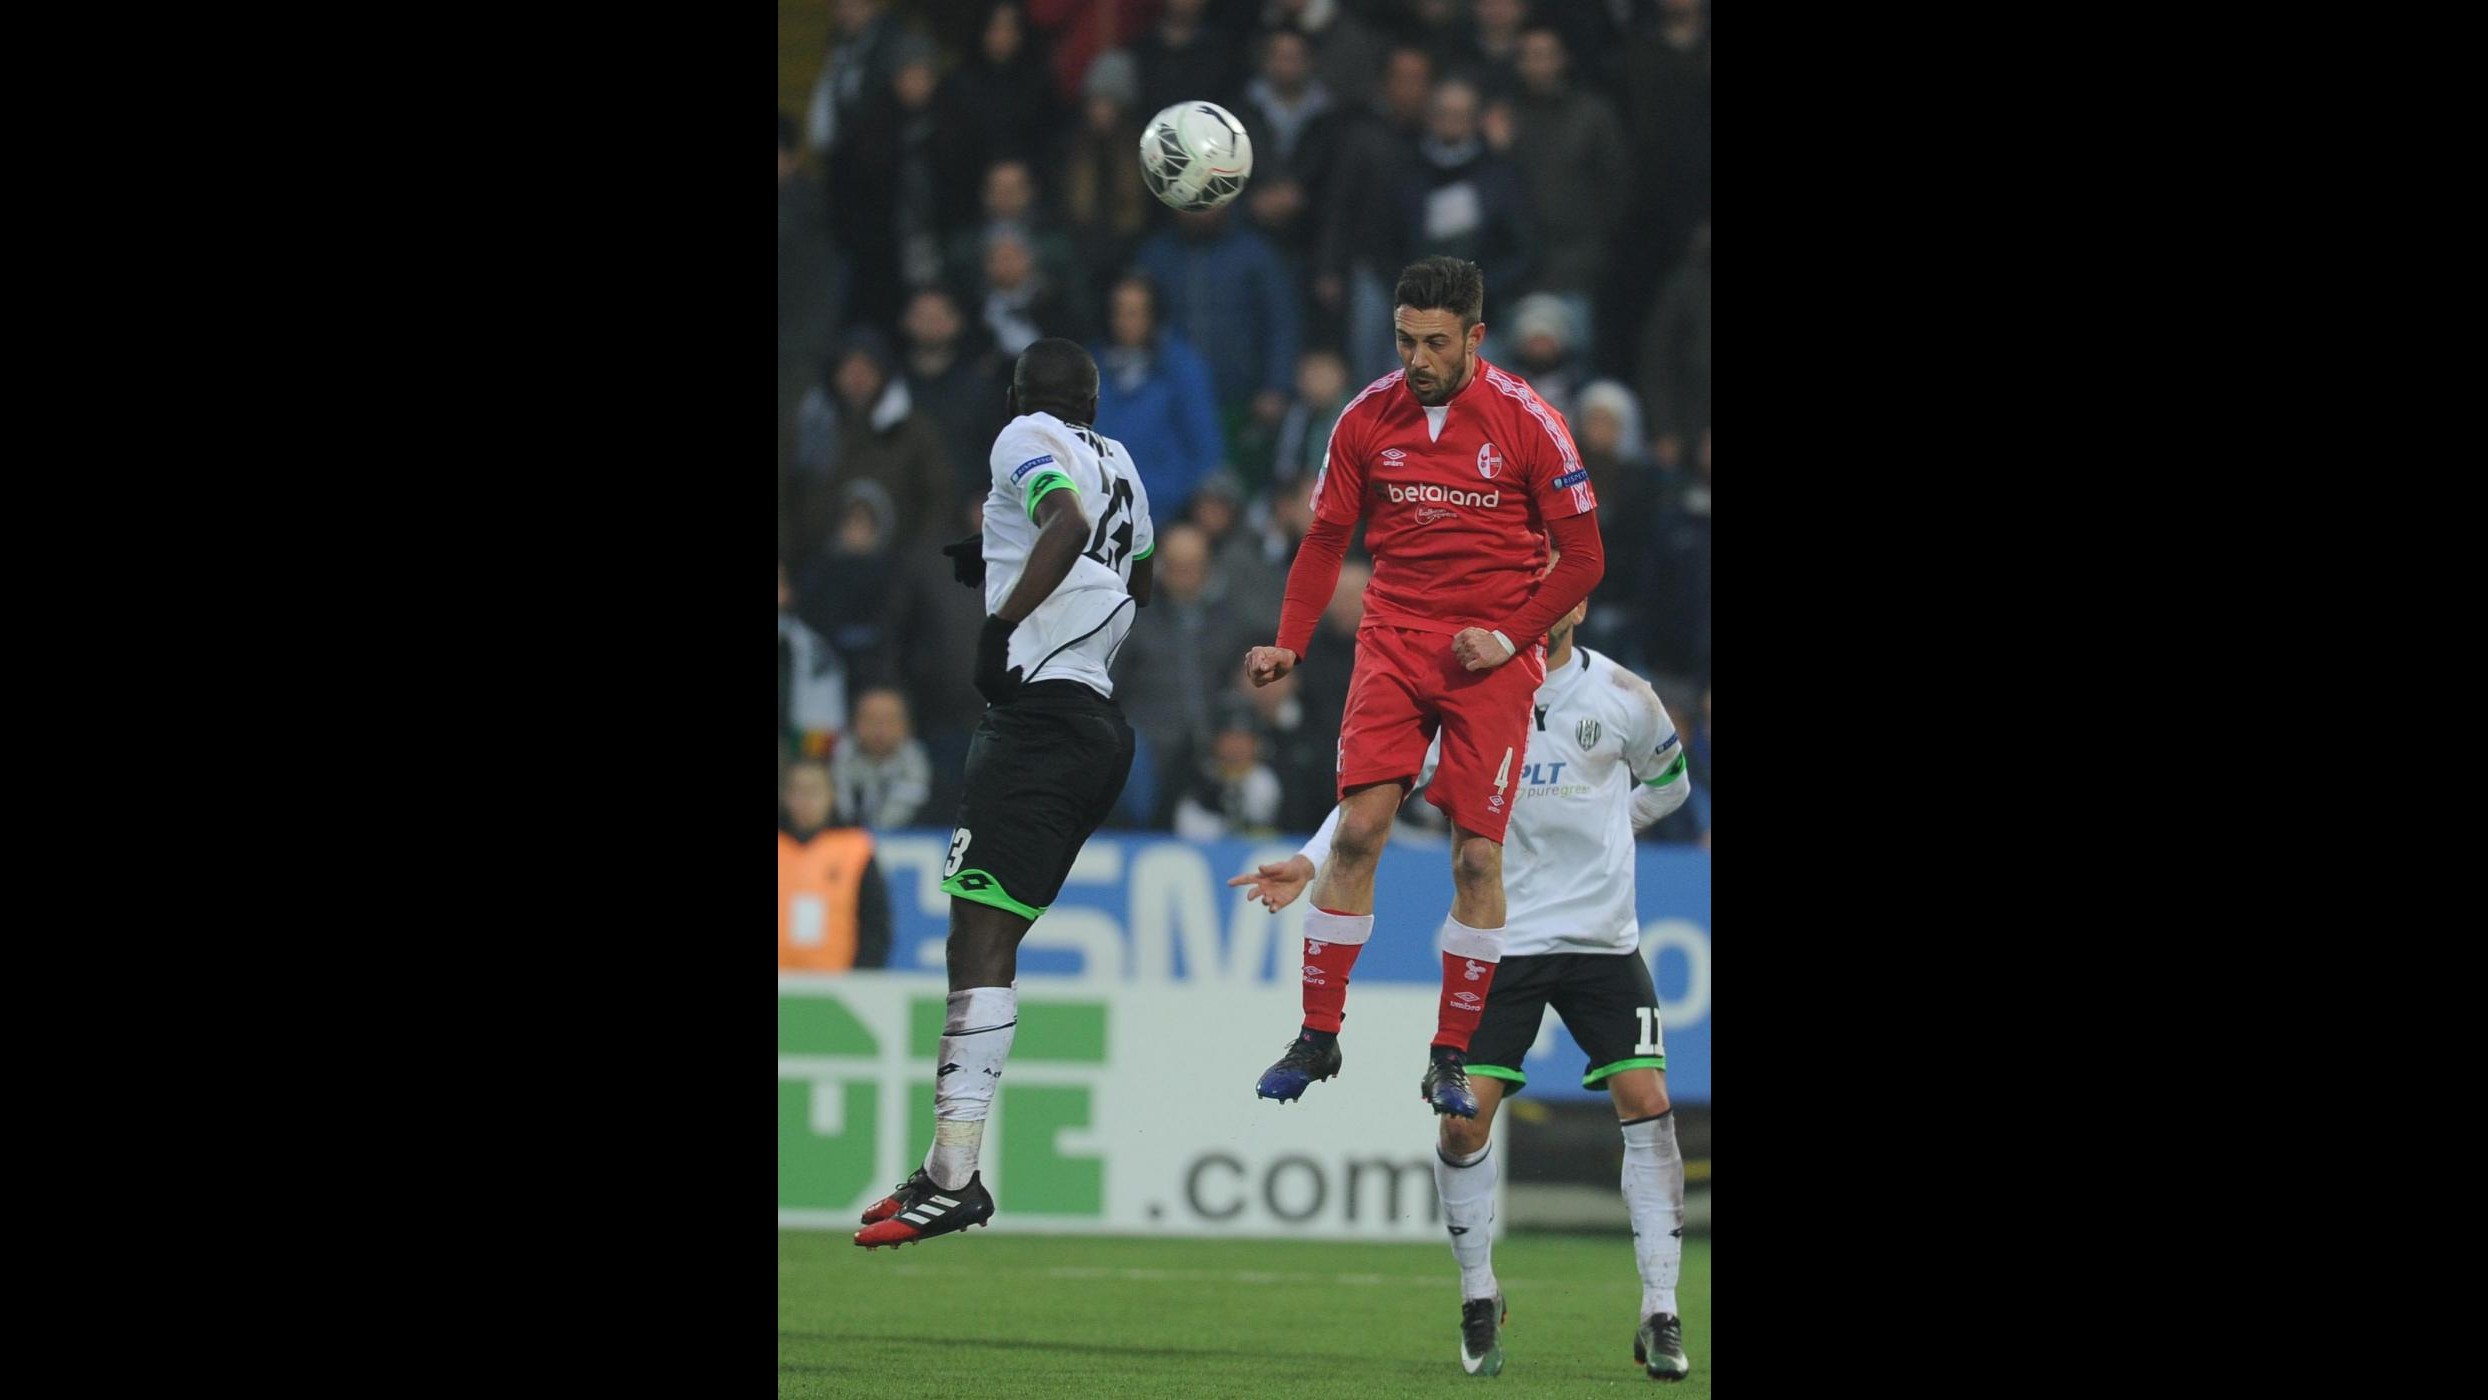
[1172,695,1285,840]
[1443,0,1528,106]
[1571,379,1661,669]
[1636,221,1711,469]
[948,2,1065,169]
[1111,523,1256,814]
[1055,50,1155,299]
[1266,347,1352,497]
[1188,470,1285,625]
[780,563,850,761]
[835,686,934,828]
[1025,0,1155,109]
[792,480,903,688]
[899,285,1007,507]
[1234,28,1338,294]
[1501,22,1629,351]
[1133,0,1247,121]
[805,0,909,155]
[792,328,955,560]
[1092,274,1225,519]
[1230,650,1336,834]
[1502,292,1589,425]
[1288,553,1370,784]
[977,226,1089,356]
[1135,205,1300,438]
[945,158,1092,337]
[883,497,991,812]
[1638,427,1711,685]
[1397,77,1531,314]
[1608,0,1710,370]
[781,110,847,435]
[1262,0,1387,112]
[827,30,984,331]
[1315,45,1433,381]
[779,758,894,971]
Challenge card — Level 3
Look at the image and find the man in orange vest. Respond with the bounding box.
[779,758,894,971]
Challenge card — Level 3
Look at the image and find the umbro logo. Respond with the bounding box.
[1381,448,1407,462]
[938,1063,962,1076]
[1449,1226,1470,1236]
[1670,1227,1683,1238]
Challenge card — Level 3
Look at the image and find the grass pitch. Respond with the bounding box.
[780,1230,1712,1397]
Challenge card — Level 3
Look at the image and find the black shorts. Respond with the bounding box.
[938,681,1135,920]
[1467,951,1667,1095]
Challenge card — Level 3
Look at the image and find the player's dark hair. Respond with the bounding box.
[1012,337,1100,422]
[1394,256,1486,330]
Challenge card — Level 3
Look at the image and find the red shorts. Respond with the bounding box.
[1336,625,1546,843]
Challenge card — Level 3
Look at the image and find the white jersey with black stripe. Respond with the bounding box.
[981,412,1157,697]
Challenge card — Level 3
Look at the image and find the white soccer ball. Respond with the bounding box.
[1139,101,1254,212]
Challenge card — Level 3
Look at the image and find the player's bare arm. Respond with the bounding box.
[977,486,1089,704]
[997,487,1089,622]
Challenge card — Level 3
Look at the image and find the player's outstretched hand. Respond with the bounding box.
[1451,627,1516,673]
[1245,645,1298,687]
[1227,855,1317,911]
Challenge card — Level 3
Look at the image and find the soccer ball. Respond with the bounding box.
[1139,101,1254,212]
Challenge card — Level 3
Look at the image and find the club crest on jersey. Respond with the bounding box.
[1577,719,1602,749]
[1476,442,1502,479]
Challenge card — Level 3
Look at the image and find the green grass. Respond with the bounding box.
[780,1230,1711,1397]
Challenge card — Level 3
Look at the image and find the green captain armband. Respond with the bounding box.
[1024,471,1077,520]
[1643,752,1688,785]
[1133,541,1154,562]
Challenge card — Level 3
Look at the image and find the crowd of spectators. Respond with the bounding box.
[781,0,1710,844]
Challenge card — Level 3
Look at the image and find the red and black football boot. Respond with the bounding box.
[853,1170,995,1249]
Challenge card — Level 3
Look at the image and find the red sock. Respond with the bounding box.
[1301,907,1370,1033]
[1434,950,1499,1051]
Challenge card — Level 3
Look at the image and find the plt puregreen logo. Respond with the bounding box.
[778,983,1107,1222]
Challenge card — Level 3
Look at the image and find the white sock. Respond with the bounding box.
[1621,1113,1684,1317]
[1432,1140,1499,1300]
[924,986,1016,1190]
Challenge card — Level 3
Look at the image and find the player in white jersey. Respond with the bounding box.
[1229,580,1695,1379]
[857,338,1155,1250]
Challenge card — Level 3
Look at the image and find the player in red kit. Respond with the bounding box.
[1243,255,1606,1118]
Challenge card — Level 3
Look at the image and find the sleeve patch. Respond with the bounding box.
[1010,454,1055,483]
[1551,467,1590,490]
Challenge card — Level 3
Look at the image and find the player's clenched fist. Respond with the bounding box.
[1451,627,1516,673]
[1245,645,1298,687]
[1228,855,1318,911]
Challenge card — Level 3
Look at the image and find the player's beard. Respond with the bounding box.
[1407,353,1473,406]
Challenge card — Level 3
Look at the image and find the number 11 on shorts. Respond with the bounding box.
[1635,1007,1663,1056]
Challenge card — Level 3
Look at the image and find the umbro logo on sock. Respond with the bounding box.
[938,1063,962,1076]
[1449,1226,1470,1236]
[1670,1227,1683,1238]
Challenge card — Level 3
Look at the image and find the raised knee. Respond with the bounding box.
[1452,837,1501,887]
[1334,809,1392,863]
[1439,1117,1491,1159]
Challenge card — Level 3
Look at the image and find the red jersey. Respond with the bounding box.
[1309,360,1598,637]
